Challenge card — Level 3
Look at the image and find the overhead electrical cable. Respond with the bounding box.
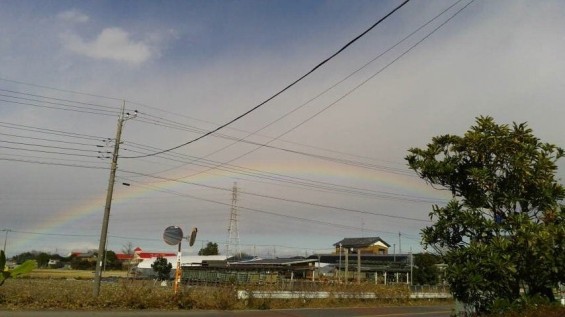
[130,0,469,181]
[0,88,120,111]
[0,146,96,158]
[0,121,106,141]
[0,77,124,102]
[0,80,396,172]
[123,171,437,215]
[122,0,411,159]
[0,152,109,166]
[200,0,476,174]
[4,229,344,252]
[0,97,118,117]
[0,132,102,148]
[120,179,405,235]
[131,104,400,168]
[0,157,109,170]
[0,139,100,153]
[120,146,444,202]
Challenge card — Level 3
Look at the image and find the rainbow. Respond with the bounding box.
[11,160,443,253]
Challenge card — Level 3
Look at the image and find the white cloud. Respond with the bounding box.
[61,27,152,65]
[57,9,89,23]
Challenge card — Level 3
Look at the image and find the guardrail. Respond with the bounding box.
[237,290,452,300]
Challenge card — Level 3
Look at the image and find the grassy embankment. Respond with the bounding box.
[4,270,564,315]
[0,269,450,311]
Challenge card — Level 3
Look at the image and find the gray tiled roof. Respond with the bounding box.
[333,237,390,248]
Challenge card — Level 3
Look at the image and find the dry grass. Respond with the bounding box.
[0,278,450,311]
[28,269,129,279]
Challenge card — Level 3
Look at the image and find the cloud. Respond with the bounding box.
[61,27,152,65]
[57,9,89,23]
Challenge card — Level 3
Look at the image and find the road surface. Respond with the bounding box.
[2,305,453,317]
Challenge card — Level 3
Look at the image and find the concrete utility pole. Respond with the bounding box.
[344,248,349,284]
[2,229,11,254]
[93,102,134,296]
[357,249,361,284]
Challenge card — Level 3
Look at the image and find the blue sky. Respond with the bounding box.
[1,0,564,257]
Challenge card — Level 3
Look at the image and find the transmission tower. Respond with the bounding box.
[226,182,241,259]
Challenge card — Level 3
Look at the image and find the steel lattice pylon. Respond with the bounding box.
[225,182,241,258]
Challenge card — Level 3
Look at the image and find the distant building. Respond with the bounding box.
[70,250,97,262]
[135,254,228,279]
[115,247,176,267]
[333,237,390,255]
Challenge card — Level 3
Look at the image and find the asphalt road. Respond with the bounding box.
[2,305,453,317]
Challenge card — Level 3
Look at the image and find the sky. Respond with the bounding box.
[1,0,564,258]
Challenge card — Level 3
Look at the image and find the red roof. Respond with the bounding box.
[116,254,134,260]
[138,252,176,259]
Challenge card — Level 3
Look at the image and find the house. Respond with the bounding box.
[333,237,390,255]
[115,247,176,267]
[181,257,318,283]
[134,254,228,279]
[47,259,63,269]
[70,250,97,262]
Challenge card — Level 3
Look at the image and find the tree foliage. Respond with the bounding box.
[406,116,565,313]
[198,242,219,256]
[1,250,37,286]
[412,253,441,285]
[151,256,172,281]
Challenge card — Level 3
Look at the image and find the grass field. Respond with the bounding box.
[0,276,443,311]
[1,274,562,315]
[28,269,129,279]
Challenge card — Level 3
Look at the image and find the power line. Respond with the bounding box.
[133,105,402,168]
[122,0,411,159]
[0,145,99,158]
[119,147,443,202]
[0,131,102,148]
[119,171,435,221]
[0,139,99,154]
[117,179,407,235]
[0,88,120,112]
[0,121,106,141]
[0,157,109,170]
[126,0,469,180]
[0,97,118,117]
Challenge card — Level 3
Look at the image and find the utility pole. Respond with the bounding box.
[398,232,402,255]
[93,102,135,296]
[2,229,11,254]
[410,246,413,286]
[357,248,361,284]
[338,243,342,283]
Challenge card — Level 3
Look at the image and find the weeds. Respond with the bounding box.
[0,278,446,311]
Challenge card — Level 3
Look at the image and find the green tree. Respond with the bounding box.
[1,250,36,286]
[36,252,50,268]
[198,242,219,255]
[12,251,35,265]
[406,116,565,313]
[412,253,440,285]
[104,250,120,270]
[151,256,172,281]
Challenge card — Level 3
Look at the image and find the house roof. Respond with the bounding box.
[137,252,176,259]
[333,237,390,248]
[234,258,318,266]
[115,254,134,260]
